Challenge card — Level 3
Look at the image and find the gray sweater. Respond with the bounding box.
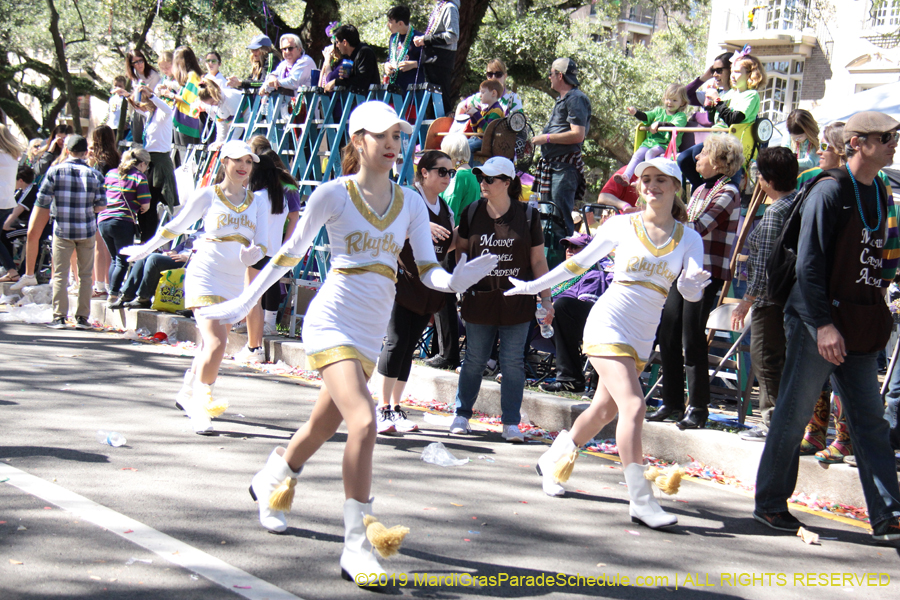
[424,0,460,51]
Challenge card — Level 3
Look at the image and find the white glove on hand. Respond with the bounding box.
[121,233,168,263]
[677,268,712,303]
[240,244,264,266]
[448,253,499,293]
[504,277,539,296]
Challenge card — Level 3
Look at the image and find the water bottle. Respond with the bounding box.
[97,430,126,447]
[535,303,554,338]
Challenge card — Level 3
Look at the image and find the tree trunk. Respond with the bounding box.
[45,0,82,135]
[133,7,157,53]
[299,0,341,66]
[453,0,493,101]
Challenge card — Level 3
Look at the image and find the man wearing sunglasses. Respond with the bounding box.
[531,58,591,254]
[754,111,900,542]
[264,34,315,97]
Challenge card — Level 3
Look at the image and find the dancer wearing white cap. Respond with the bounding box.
[122,140,270,434]
[506,157,710,529]
[199,101,497,586]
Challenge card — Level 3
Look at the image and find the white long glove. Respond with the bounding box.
[677,268,712,302]
[239,244,265,266]
[121,233,171,263]
[504,260,581,297]
[199,261,291,323]
[421,253,499,293]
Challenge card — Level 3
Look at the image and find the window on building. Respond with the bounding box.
[762,0,810,31]
[871,0,900,27]
[760,59,804,122]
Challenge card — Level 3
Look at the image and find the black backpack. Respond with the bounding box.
[765,169,839,306]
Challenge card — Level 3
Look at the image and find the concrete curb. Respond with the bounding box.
[2,288,871,509]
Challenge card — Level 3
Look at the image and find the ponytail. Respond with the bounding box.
[341,133,363,175]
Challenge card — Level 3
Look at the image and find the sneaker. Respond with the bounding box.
[753,510,804,532]
[843,455,857,468]
[539,380,586,394]
[232,321,248,333]
[391,407,418,433]
[263,323,277,336]
[10,274,38,291]
[482,362,499,378]
[46,316,67,329]
[739,426,768,442]
[234,345,265,363]
[449,415,471,434]
[424,356,459,370]
[872,517,900,542]
[124,298,152,309]
[73,316,92,330]
[107,296,127,309]
[376,406,397,434]
[502,424,525,443]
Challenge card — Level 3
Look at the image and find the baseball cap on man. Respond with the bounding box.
[66,135,88,153]
[348,101,414,136]
[473,156,516,179]
[843,111,900,144]
[634,157,683,182]
[551,58,580,87]
[560,232,592,249]
[247,34,273,50]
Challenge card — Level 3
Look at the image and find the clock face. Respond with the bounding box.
[508,111,526,133]
[756,118,774,142]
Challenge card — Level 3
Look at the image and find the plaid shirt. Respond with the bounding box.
[745,190,798,307]
[687,181,740,281]
[36,158,106,240]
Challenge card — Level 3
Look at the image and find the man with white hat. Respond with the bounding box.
[531,57,592,254]
[754,111,900,542]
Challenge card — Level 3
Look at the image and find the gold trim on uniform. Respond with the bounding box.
[160,228,178,240]
[345,179,404,232]
[631,214,684,257]
[209,234,251,247]
[214,184,254,214]
[307,346,376,380]
[583,342,646,373]
[258,245,267,256]
[185,294,227,309]
[333,264,398,282]
[271,252,302,267]
[564,257,590,276]
[417,262,440,277]
[615,279,670,297]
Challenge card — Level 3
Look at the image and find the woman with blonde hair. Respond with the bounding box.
[783,108,820,171]
[0,124,25,281]
[199,101,496,586]
[197,78,242,149]
[507,157,708,528]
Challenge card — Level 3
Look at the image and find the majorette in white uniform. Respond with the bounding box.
[268,176,440,377]
[564,213,704,370]
[158,185,270,308]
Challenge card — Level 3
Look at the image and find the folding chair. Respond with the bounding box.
[581,203,619,235]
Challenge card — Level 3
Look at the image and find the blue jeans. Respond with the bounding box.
[98,218,135,295]
[121,253,183,300]
[885,351,900,451]
[755,313,900,526]
[540,162,578,239]
[455,321,530,425]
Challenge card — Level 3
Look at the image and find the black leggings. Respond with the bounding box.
[377,302,433,382]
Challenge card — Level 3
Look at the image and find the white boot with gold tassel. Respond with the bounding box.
[623,463,677,529]
[249,448,300,533]
[175,369,194,411]
[535,430,577,497]
[184,381,215,434]
[340,498,409,586]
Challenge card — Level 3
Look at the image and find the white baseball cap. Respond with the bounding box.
[634,157,682,182]
[348,101,413,136]
[219,140,259,163]
[473,156,516,179]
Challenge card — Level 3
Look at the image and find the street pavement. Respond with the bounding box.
[1,321,898,599]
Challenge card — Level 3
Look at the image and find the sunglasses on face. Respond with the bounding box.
[486,71,504,79]
[281,46,297,52]
[428,167,456,178]
[206,59,219,64]
[710,67,725,75]
[819,141,832,153]
[475,173,509,185]
[866,131,900,145]
[133,59,145,65]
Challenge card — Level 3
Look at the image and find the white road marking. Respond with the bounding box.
[0,463,304,600]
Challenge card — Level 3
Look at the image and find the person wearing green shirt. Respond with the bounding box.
[616,83,689,184]
[439,132,480,225]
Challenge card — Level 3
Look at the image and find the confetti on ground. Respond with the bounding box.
[450,503,463,506]
[90,575,102,580]
[17,526,26,531]
[597,563,607,567]
[234,585,251,589]
[797,527,820,545]
[9,559,23,565]
[463,538,470,542]
[121,467,138,471]
[123,529,134,534]
[625,530,640,536]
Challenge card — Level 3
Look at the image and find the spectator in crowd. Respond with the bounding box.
[782,109,820,171]
[326,25,380,94]
[264,34,315,96]
[729,147,800,441]
[648,134,743,429]
[35,135,106,329]
[107,75,132,138]
[125,49,161,145]
[99,148,151,308]
[539,232,614,394]
[204,51,227,88]
[0,166,41,283]
[88,125,121,298]
[0,125,25,281]
[532,58,591,244]
[228,35,277,91]
[197,79,243,150]
[414,0,460,98]
[753,111,900,542]
[117,233,195,309]
[384,5,422,91]
[319,21,344,88]
[33,124,73,177]
[450,156,551,443]
[456,58,524,118]
[686,52,732,108]
[171,46,206,151]
[376,150,456,434]
[131,82,176,238]
[465,79,505,159]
